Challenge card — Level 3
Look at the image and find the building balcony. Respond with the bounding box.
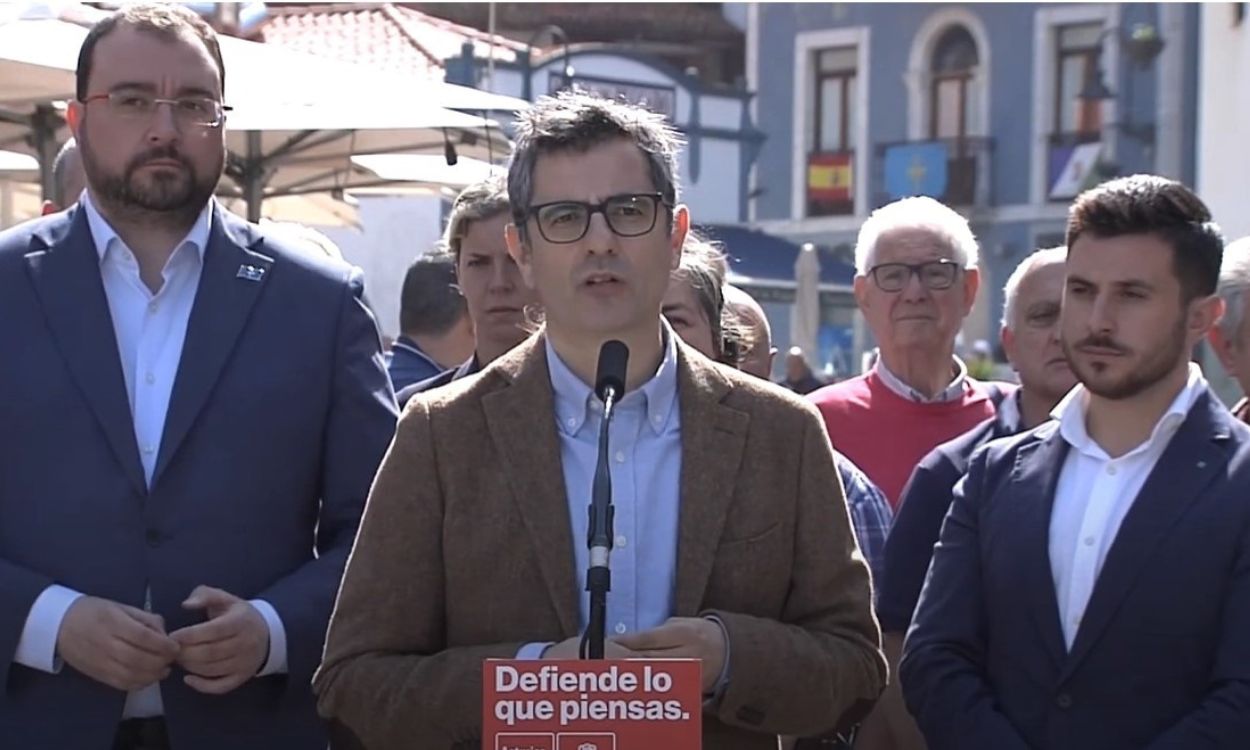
[872,136,994,209]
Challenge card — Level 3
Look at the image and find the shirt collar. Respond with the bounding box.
[82,190,212,266]
[547,323,680,438]
[996,388,1023,433]
[1053,362,1208,459]
[874,355,969,403]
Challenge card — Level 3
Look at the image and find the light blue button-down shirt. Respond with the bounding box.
[551,329,683,637]
[516,329,682,657]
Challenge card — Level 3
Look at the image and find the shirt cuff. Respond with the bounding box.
[702,615,731,705]
[15,585,84,674]
[516,642,556,660]
[249,599,288,676]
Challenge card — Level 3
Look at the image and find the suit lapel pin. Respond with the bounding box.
[236,264,266,282]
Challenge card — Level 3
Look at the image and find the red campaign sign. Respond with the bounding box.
[482,659,702,750]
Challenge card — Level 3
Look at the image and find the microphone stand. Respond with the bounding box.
[580,385,618,660]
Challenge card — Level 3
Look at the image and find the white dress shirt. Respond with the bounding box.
[13,193,288,718]
[1048,363,1207,649]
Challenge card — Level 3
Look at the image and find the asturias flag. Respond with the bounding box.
[884,142,949,200]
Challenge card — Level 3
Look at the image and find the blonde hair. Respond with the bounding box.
[443,176,509,262]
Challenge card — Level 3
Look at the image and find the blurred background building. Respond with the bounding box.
[4,2,1246,398]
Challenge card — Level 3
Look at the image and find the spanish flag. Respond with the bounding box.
[807,153,853,202]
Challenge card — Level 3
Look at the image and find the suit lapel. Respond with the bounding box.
[153,208,271,484]
[1060,392,1231,678]
[481,336,581,637]
[1009,425,1069,666]
[672,347,750,616]
[24,208,147,496]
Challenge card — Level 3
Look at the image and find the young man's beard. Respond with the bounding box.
[1063,316,1188,401]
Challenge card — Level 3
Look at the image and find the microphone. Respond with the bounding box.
[594,340,629,404]
[582,340,629,659]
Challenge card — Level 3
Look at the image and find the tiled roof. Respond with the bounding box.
[411,3,745,45]
[257,3,525,81]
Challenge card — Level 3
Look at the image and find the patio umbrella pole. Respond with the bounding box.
[244,130,264,223]
[31,105,60,202]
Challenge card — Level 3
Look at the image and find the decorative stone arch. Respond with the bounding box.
[905,7,992,141]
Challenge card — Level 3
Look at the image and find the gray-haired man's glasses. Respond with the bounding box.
[868,260,962,292]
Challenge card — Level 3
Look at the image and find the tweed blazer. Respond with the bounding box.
[315,333,886,749]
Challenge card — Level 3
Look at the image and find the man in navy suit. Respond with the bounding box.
[901,174,1250,749]
[0,5,396,749]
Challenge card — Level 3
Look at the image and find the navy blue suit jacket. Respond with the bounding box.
[386,336,443,393]
[900,390,1250,750]
[877,405,1021,633]
[0,206,398,749]
[394,354,481,409]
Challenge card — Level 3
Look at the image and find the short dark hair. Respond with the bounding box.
[1066,174,1224,301]
[76,3,226,102]
[506,91,682,238]
[399,251,468,336]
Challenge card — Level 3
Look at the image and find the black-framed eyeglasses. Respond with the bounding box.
[81,92,232,128]
[868,259,962,292]
[523,192,671,244]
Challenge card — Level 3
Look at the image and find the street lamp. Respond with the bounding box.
[520,25,573,101]
[1077,23,1166,144]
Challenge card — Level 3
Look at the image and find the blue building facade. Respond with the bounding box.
[748,2,1200,352]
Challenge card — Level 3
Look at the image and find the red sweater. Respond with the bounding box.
[809,371,1003,510]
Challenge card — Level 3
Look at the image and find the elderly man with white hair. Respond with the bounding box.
[809,196,1012,509]
[857,246,1078,750]
[1208,236,1250,423]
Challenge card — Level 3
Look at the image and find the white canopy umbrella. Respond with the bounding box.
[0,179,41,229]
[222,99,510,219]
[0,13,523,218]
[0,149,45,227]
[0,19,81,107]
[790,242,822,364]
[219,193,361,229]
[0,148,364,228]
[0,12,527,113]
[349,154,504,194]
[0,148,38,175]
[0,18,82,194]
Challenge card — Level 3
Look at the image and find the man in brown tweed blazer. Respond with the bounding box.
[314,91,886,750]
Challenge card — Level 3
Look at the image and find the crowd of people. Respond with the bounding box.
[2,4,1249,750]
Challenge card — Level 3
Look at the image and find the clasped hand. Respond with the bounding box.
[542,616,726,694]
[56,586,269,695]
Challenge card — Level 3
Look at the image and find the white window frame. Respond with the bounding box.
[1155,3,1185,179]
[792,26,871,223]
[905,8,992,141]
[1031,3,1120,204]
[746,2,761,222]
